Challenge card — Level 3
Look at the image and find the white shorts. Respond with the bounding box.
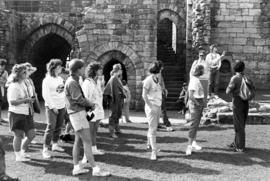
[69,110,89,131]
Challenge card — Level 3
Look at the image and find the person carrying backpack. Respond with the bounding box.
[226,60,254,152]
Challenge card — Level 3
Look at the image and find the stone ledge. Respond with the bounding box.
[217,112,270,124]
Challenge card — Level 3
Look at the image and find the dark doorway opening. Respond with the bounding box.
[157,18,177,63]
[30,33,72,100]
[103,59,127,84]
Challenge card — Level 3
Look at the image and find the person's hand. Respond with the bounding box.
[24,97,34,103]
[90,103,96,110]
[52,108,59,114]
[221,51,226,57]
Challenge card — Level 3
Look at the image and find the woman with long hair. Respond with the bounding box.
[82,62,105,159]
[7,64,36,161]
[42,59,66,159]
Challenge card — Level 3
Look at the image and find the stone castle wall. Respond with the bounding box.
[77,0,186,109]
[212,0,270,89]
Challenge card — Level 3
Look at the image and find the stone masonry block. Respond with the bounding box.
[258,62,270,70]
[243,46,257,53]
[233,38,247,45]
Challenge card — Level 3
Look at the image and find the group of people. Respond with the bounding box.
[0,42,252,179]
[185,44,250,155]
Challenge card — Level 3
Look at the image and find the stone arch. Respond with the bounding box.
[158,4,186,22]
[23,14,75,36]
[90,42,144,76]
[86,42,144,110]
[158,9,185,27]
[219,55,233,90]
[21,23,75,63]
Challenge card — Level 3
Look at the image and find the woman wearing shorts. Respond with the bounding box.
[64,58,110,176]
[7,64,36,162]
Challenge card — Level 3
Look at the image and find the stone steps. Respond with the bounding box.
[217,112,270,124]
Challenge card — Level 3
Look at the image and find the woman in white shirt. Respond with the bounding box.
[82,62,105,159]
[42,59,66,159]
[186,64,205,156]
[142,61,162,160]
[7,64,36,162]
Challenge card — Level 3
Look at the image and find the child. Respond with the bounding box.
[0,59,8,122]
[177,82,188,114]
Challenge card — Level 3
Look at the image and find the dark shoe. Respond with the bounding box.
[0,174,19,181]
[227,143,236,149]
[60,134,73,142]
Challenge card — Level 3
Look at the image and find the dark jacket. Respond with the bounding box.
[103,75,125,104]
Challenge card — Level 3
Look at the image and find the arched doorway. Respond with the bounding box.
[157,18,177,63]
[30,33,72,99]
[157,9,186,109]
[103,59,127,84]
[97,50,136,109]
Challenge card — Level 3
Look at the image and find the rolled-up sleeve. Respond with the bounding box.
[226,77,236,94]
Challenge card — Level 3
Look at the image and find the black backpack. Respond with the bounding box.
[239,75,255,101]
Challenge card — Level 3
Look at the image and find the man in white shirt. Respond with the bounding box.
[205,44,225,98]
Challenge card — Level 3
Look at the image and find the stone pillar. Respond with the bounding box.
[186,0,211,77]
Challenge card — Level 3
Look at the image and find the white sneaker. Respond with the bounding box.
[150,151,157,160]
[21,151,31,158]
[166,127,174,132]
[72,167,89,176]
[92,166,111,177]
[52,144,65,152]
[192,141,202,151]
[42,149,51,159]
[31,140,38,144]
[16,155,30,162]
[214,95,219,99]
[81,155,88,164]
[186,145,192,156]
[92,149,105,155]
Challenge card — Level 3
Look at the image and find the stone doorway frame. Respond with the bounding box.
[86,42,144,110]
[157,8,186,64]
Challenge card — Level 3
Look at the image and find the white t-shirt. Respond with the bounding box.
[7,82,30,115]
[42,75,65,109]
[142,75,162,107]
[188,76,204,99]
[190,59,209,80]
[82,78,104,121]
[205,53,221,69]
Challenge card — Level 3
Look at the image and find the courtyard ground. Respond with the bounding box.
[0,108,270,181]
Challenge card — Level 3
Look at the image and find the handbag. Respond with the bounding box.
[33,93,41,114]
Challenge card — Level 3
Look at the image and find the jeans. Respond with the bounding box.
[208,68,220,95]
[44,107,65,147]
[232,96,249,149]
[188,99,204,139]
